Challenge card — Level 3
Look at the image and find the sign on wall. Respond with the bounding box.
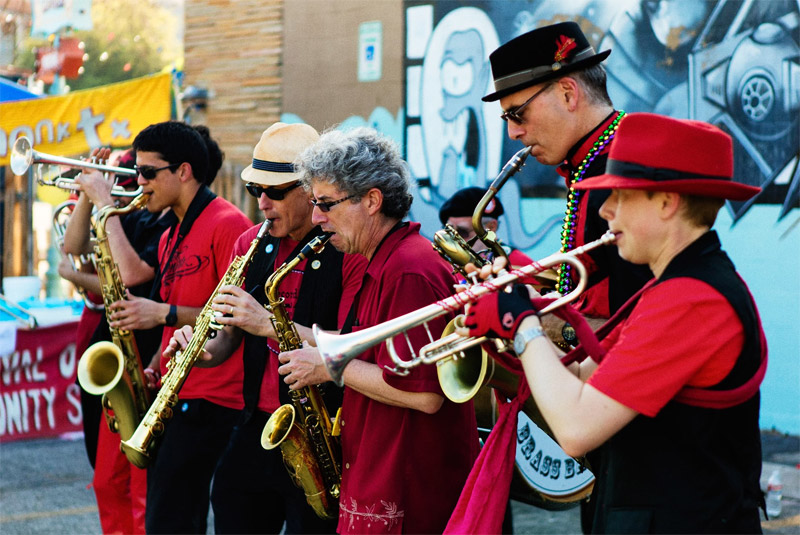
[358,21,383,82]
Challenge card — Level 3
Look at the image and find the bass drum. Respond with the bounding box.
[474,385,595,510]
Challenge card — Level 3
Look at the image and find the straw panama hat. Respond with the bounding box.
[240,122,320,186]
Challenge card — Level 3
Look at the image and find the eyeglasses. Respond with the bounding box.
[311,195,354,212]
[134,163,179,180]
[245,181,301,201]
[500,82,554,125]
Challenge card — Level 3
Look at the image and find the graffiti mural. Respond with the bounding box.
[403,0,799,435]
[404,0,800,239]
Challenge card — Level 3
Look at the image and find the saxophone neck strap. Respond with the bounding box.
[149,186,217,301]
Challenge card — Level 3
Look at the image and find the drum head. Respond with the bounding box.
[511,412,594,510]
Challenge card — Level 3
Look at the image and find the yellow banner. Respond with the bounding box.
[0,73,171,166]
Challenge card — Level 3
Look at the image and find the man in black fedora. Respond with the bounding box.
[484,21,653,531]
[484,21,651,354]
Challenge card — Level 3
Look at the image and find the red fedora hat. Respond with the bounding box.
[572,113,761,201]
[483,21,611,102]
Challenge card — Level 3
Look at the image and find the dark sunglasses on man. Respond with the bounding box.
[134,163,180,180]
[500,82,554,125]
[245,181,302,201]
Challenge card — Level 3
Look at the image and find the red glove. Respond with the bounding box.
[463,285,537,339]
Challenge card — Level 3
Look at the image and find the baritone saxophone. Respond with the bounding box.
[119,219,273,468]
[76,193,153,467]
[261,232,342,520]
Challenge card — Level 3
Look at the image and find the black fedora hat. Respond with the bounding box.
[483,21,611,102]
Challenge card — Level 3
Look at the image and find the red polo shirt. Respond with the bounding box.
[587,277,743,417]
[337,222,479,534]
[158,197,253,410]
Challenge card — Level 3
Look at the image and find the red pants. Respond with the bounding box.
[93,419,147,534]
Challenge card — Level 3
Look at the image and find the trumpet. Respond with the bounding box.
[315,231,616,385]
[10,136,142,197]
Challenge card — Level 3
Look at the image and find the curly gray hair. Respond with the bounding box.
[295,127,414,219]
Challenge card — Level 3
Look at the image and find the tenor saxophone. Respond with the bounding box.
[119,219,273,468]
[261,233,341,520]
[76,193,152,467]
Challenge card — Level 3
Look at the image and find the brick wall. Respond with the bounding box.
[184,0,285,220]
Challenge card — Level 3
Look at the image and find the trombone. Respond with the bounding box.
[315,231,617,385]
[0,294,38,329]
[10,136,142,197]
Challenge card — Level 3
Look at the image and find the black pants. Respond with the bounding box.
[145,398,238,534]
[79,384,102,468]
[211,410,338,535]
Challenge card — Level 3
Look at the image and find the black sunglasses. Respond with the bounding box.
[311,195,354,213]
[245,181,302,201]
[500,82,554,125]
[134,163,180,180]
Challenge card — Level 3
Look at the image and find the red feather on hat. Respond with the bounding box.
[554,35,577,62]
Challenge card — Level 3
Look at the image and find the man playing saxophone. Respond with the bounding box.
[164,122,365,534]
[278,127,479,535]
[60,148,176,535]
[107,122,252,534]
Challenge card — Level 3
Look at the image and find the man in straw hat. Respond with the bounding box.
[462,113,766,533]
[484,21,652,351]
[166,122,365,534]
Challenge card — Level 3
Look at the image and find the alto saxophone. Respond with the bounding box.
[76,194,152,466]
[120,219,273,468]
[261,233,341,520]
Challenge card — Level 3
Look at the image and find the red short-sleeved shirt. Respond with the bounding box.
[158,196,253,409]
[337,222,479,535]
[227,227,366,414]
[587,277,744,417]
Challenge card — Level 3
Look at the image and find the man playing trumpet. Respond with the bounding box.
[462,113,766,533]
[278,127,479,534]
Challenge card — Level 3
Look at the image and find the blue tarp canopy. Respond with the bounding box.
[0,77,39,103]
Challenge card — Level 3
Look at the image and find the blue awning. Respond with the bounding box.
[0,77,39,103]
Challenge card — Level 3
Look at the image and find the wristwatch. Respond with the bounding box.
[513,326,545,355]
[165,304,178,327]
[561,322,578,346]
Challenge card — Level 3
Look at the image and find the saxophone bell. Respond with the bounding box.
[261,231,342,520]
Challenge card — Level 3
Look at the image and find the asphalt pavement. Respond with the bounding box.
[0,431,797,534]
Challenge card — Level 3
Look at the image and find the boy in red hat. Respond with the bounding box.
[463,113,766,533]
